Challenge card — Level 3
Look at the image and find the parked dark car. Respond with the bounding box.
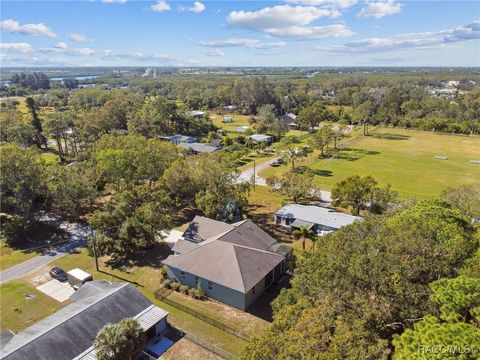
[50,267,68,282]
[277,158,285,164]
[270,161,280,167]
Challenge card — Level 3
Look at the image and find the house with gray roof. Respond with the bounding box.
[275,204,362,235]
[0,281,170,360]
[279,113,297,129]
[163,216,292,310]
[249,134,273,144]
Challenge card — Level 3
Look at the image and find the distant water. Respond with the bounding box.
[50,75,100,81]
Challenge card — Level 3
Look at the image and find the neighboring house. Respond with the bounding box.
[275,204,362,235]
[279,113,297,129]
[0,281,171,360]
[178,142,220,154]
[236,125,250,133]
[187,110,205,118]
[249,134,273,144]
[160,134,197,145]
[222,117,233,123]
[223,105,237,111]
[163,216,292,310]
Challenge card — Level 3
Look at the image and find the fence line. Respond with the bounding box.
[154,288,252,342]
[171,325,241,360]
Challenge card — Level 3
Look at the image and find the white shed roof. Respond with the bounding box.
[276,204,362,229]
[67,268,92,281]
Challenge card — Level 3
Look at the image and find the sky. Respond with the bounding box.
[0,0,479,67]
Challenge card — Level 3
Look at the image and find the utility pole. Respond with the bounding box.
[90,227,99,272]
[253,160,256,191]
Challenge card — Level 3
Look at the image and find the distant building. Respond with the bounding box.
[236,125,250,133]
[178,142,220,154]
[275,204,362,235]
[0,281,171,360]
[279,113,297,129]
[249,134,273,144]
[160,134,197,145]
[163,216,292,310]
[223,105,237,111]
[222,117,233,123]
[187,111,205,118]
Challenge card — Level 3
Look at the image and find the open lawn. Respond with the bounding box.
[262,128,480,199]
[211,113,251,132]
[0,280,66,332]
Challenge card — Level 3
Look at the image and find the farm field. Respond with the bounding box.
[261,128,480,199]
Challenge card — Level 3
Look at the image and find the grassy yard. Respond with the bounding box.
[0,280,66,332]
[261,128,480,199]
[211,113,251,132]
[0,245,37,271]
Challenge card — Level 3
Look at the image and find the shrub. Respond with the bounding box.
[179,285,190,294]
[160,265,168,279]
[163,279,172,289]
[170,281,181,291]
[189,287,206,300]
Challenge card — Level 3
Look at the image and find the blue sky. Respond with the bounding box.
[1,0,479,67]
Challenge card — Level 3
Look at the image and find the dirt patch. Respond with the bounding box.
[25,265,53,287]
[160,338,223,360]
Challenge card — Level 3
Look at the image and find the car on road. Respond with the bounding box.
[50,267,68,282]
[270,161,280,167]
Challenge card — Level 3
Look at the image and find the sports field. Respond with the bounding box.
[262,128,480,199]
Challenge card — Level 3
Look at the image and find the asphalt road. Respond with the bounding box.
[0,216,89,285]
[237,158,333,203]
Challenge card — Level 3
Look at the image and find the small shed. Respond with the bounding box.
[67,268,93,290]
[222,117,233,123]
[249,134,273,144]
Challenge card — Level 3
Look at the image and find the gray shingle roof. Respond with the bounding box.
[1,282,159,360]
[163,217,285,293]
[276,204,362,229]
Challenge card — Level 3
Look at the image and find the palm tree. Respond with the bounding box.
[292,225,316,251]
[94,318,146,360]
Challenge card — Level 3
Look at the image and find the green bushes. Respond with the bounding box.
[163,278,206,300]
[189,287,206,300]
[160,265,168,279]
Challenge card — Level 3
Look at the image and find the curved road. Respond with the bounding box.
[237,158,332,203]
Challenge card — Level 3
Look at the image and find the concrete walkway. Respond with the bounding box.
[0,215,89,285]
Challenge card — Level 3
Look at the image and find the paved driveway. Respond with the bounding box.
[37,279,75,302]
[236,157,279,186]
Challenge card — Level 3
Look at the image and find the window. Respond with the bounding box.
[208,281,213,289]
[180,271,185,280]
[252,286,255,294]
[195,276,200,286]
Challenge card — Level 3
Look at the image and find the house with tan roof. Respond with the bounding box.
[163,216,292,310]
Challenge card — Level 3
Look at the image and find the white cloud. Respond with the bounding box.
[0,19,56,37]
[318,21,480,53]
[189,1,205,13]
[54,41,68,49]
[101,0,128,3]
[205,49,225,57]
[284,0,357,9]
[0,42,34,53]
[151,0,171,12]
[69,33,89,42]
[357,0,402,19]
[226,5,352,40]
[197,38,287,49]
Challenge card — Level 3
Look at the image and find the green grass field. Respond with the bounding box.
[211,113,251,132]
[0,281,66,332]
[262,128,480,199]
